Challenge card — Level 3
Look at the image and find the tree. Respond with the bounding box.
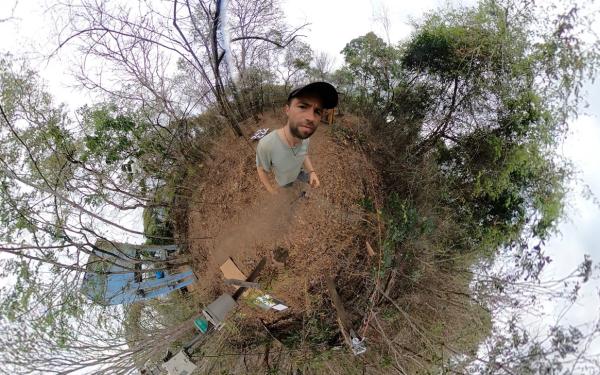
[340,32,408,117]
[0,0,309,370]
[395,0,600,254]
[327,0,600,372]
[2,0,599,373]
[0,54,199,374]
[55,0,305,136]
[401,0,599,154]
[309,50,335,81]
[276,39,313,90]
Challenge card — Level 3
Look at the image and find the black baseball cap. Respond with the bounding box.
[287,81,338,109]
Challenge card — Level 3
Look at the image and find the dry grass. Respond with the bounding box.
[172,112,491,374]
[184,112,381,309]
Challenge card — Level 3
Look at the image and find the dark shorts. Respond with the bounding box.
[283,171,309,188]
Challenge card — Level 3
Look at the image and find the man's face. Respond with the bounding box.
[285,95,323,139]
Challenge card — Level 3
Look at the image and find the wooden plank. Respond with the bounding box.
[223,279,260,289]
[327,277,367,355]
[233,257,266,300]
[326,278,353,332]
[336,317,352,348]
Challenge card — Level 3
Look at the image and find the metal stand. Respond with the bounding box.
[162,257,268,375]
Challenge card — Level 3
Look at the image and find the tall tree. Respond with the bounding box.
[55,0,304,136]
[0,55,199,374]
[276,39,313,90]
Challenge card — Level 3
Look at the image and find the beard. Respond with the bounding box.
[289,121,315,139]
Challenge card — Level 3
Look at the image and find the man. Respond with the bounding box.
[256,81,338,194]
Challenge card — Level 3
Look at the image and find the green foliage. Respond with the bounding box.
[233,66,277,119]
[279,39,313,89]
[339,32,406,115]
[380,195,433,273]
[82,107,139,165]
[337,32,433,149]
[357,196,375,213]
[437,130,569,250]
[141,160,186,245]
[1,0,598,373]
[79,104,176,181]
[352,0,593,255]
[143,203,174,245]
[144,290,201,326]
[402,14,498,81]
[276,313,337,348]
[326,1,597,370]
[305,316,338,345]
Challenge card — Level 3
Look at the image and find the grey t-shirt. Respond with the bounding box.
[256,130,309,186]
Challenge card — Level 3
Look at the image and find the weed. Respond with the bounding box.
[357,196,375,212]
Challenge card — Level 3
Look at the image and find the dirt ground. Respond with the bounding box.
[183,111,382,322]
[172,112,494,374]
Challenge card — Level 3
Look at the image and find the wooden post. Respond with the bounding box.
[326,277,367,355]
[327,277,354,350]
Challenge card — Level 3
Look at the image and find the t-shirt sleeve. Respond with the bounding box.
[256,138,272,172]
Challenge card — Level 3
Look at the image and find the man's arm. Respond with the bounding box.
[256,137,278,194]
[303,156,320,188]
[257,166,278,194]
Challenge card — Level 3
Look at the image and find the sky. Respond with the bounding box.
[283,0,436,62]
[1,0,600,362]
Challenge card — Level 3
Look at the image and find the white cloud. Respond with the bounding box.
[282,0,464,65]
[538,109,600,330]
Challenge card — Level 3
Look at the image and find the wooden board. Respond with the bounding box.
[220,258,246,280]
[326,278,353,331]
[220,258,246,292]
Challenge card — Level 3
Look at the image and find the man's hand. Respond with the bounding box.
[303,156,319,188]
[309,171,320,188]
[257,166,279,194]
